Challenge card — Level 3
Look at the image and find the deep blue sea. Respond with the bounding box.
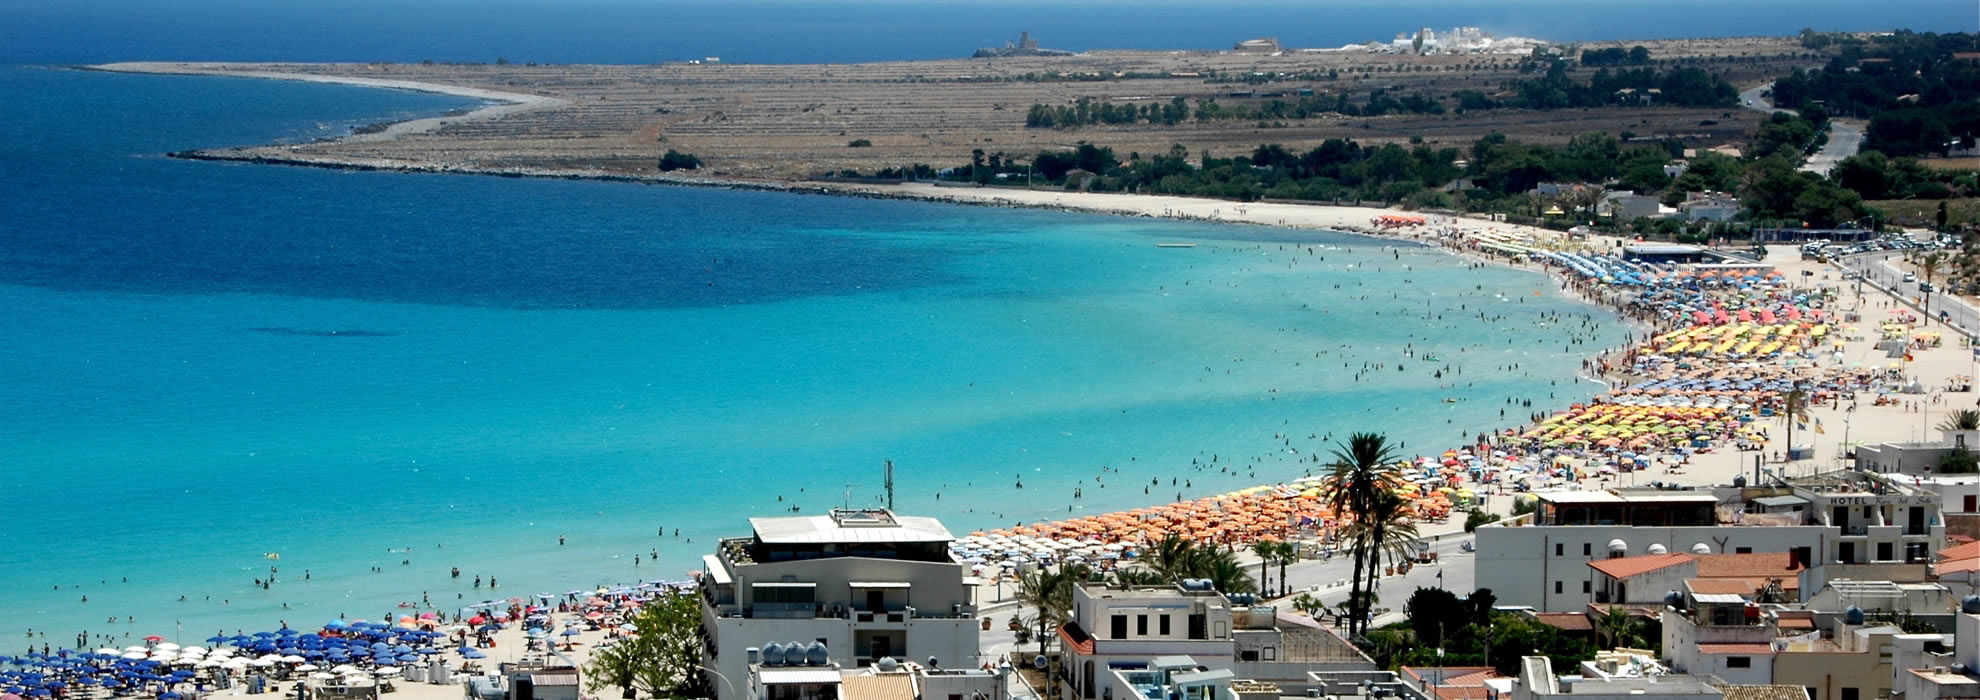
[0,0,1964,643]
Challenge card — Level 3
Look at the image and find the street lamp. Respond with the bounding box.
[696,665,737,700]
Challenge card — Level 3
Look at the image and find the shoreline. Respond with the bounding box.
[88,62,571,142]
[41,62,1948,643]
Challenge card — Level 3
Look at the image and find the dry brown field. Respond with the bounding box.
[143,36,1817,180]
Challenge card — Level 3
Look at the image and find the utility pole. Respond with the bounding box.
[885,460,895,510]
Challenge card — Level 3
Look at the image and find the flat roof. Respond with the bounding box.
[750,513,954,545]
[759,669,845,685]
[702,554,733,585]
[1626,244,1705,254]
[1172,669,1236,686]
[1536,491,1719,505]
[752,581,817,589]
[1754,495,1810,507]
[849,581,912,589]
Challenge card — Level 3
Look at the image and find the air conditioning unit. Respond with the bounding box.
[1307,689,1322,698]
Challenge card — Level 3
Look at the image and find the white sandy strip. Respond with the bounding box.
[89,62,569,142]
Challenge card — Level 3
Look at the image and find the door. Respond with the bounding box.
[1909,506,1926,535]
[1839,542,1855,564]
[1833,506,1849,530]
[867,590,886,613]
[869,634,892,660]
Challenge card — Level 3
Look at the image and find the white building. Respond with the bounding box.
[698,509,981,700]
[1056,582,1374,700]
[1476,490,1830,612]
[744,657,1004,700]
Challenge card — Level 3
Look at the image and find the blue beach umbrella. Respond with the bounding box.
[461,650,485,660]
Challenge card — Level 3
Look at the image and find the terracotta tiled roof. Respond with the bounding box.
[1940,541,1980,561]
[1687,579,1760,596]
[1058,622,1094,655]
[1699,643,1775,654]
[1429,687,1494,700]
[1695,553,1801,579]
[1717,685,1812,700]
[1532,612,1595,631]
[841,675,914,700]
[1940,558,1980,574]
[1588,553,1694,579]
[1777,618,1816,629]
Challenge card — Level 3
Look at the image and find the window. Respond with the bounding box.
[1735,547,1753,554]
[1841,688,1859,700]
[1110,615,1127,639]
[1136,615,1148,636]
[1556,543,1564,556]
[1555,581,1563,594]
[1583,543,1592,556]
[1582,581,1591,593]
[1727,657,1751,669]
[1159,615,1171,636]
[1965,495,1976,512]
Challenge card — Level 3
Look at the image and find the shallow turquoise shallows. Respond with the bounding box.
[0,66,1629,639]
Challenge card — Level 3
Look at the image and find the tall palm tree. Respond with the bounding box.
[1323,433,1402,636]
[1939,409,1980,432]
[1271,542,1300,598]
[1250,541,1277,596]
[1356,490,1421,607]
[1780,387,1810,466]
[1921,251,1947,288]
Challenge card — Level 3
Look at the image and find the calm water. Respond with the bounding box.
[0,64,1630,639]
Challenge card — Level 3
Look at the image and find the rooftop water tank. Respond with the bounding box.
[1647,544,1668,555]
[1963,596,1980,615]
[1691,543,1712,555]
[762,643,786,667]
[806,642,829,666]
[1664,590,1684,610]
[876,657,899,673]
[1845,606,1866,625]
[1608,539,1628,553]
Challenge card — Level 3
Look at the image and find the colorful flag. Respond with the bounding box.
[1815,417,1826,435]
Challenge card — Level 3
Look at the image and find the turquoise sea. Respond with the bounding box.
[0,63,1633,642]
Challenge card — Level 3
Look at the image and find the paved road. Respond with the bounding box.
[1737,82,1863,177]
[1834,250,1980,338]
[1739,84,1793,116]
[1802,120,1865,177]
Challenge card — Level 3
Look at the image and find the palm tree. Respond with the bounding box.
[1250,541,1278,596]
[1016,563,1090,656]
[1107,567,1168,588]
[1323,432,1402,636]
[1358,491,1422,598]
[1597,606,1646,649]
[1922,251,1947,287]
[1147,534,1200,583]
[1780,387,1810,466]
[1271,542,1300,598]
[1939,409,1980,432]
[1198,548,1258,595]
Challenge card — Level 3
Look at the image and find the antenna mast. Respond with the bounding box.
[885,459,895,510]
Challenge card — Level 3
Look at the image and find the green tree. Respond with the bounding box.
[1017,564,1091,656]
[1323,433,1402,637]
[1597,606,1647,649]
[1938,409,1980,432]
[1780,387,1811,461]
[659,149,703,171]
[582,593,705,698]
[1404,587,1468,647]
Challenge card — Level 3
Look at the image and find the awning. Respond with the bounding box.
[759,669,844,685]
[752,582,817,589]
[701,555,732,585]
[849,581,911,589]
[1755,495,1809,508]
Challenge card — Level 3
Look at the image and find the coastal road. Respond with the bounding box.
[1836,251,1980,338]
[1738,82,1863,177]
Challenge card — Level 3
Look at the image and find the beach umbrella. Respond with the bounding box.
[461,650,485,660]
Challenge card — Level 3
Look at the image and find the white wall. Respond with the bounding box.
[1477,524,1829,612]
